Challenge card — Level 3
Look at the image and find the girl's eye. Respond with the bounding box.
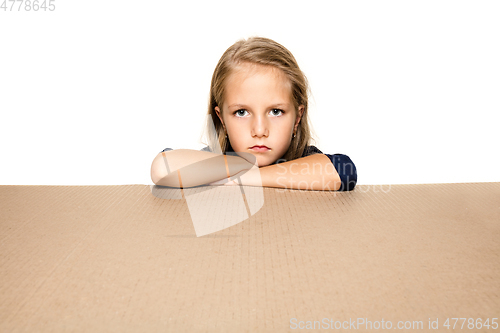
[234,109,248,117]
[270,109,284,116]
[233,109,284,117]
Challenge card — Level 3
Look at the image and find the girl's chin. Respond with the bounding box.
[234,151,274,167]
[255,156,273,168]
[234,151,260,166]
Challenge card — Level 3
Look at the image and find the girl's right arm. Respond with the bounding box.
[150,149,255,188]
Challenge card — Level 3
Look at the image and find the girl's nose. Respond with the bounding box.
[252,115,269,137]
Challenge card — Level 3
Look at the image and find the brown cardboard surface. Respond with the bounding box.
[1,183,499,332]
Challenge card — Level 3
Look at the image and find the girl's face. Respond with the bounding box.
[215,63,304,167]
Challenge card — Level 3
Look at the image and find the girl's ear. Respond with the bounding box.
[215,106,226,130]
[294,105,305,130]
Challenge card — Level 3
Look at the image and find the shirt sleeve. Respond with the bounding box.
[324,153,357,191]
[160,147,211,153]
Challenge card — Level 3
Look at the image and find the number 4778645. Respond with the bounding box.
[1,0,56,11]
[443,318,498,330]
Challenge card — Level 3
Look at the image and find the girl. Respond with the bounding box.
[151,37,356,191]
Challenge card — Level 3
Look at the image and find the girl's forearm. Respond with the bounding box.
[256,154,341,191]
[151,149,254,187]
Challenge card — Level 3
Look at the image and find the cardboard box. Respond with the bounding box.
[1,182,499,332]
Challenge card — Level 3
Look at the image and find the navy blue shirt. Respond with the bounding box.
[299,146,357,191]
[160,145,357,191]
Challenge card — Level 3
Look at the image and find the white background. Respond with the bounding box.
[1,0,499,185]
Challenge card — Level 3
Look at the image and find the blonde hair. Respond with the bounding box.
[203,36,316,162]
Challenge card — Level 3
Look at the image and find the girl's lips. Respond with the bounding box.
[250,146,270,152]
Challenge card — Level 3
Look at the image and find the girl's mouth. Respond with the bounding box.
[250,145,270,152]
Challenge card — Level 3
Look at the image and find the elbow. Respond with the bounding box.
[344,174,357,191]
[151,153,167,185]
[150,152,183,187]
[151,164,161,185]
[341,162,357,191]
[151,170,161,185]
[330,154,357,191]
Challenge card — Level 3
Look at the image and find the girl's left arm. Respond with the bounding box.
[232,154,342,191]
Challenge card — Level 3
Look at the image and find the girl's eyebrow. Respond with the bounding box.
[228,103,290,109]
